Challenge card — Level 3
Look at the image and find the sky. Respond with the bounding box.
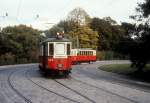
[0,0,143,30]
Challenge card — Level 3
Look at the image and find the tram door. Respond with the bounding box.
[42,43,46,69]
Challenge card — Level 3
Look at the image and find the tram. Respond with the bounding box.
[71,48,96,64]
[39,33,72,75]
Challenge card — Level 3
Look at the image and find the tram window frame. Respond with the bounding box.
[55,43,66,55]
[92,51,93,55]
[83,51,84,55]
[67,43,71,55]
[79,51,82,55]
[85,51,87,55]
[90,51,92,55]
[49,43,54,56]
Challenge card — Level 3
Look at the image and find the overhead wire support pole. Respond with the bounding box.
[16,0,22,22]
[76,35,79,49]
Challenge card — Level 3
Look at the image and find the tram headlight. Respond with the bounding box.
[57,64,63,68]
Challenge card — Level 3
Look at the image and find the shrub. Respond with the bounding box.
[0,53,15,65]
[96,51,129,60]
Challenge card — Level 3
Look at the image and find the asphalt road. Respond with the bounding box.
[0,60,150,103]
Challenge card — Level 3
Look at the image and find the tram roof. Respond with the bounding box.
[41,38,71,44]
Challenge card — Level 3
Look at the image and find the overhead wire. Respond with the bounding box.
[16,0,22,22]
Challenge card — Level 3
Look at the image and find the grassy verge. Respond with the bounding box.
[99,64,150,82]
[99,64,135,75]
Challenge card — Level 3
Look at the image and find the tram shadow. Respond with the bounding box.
[39,70,71,79]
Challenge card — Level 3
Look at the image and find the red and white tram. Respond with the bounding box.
[71,48,96,64]
[39,35,72,75]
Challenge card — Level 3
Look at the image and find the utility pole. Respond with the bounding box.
[76,35,79,48]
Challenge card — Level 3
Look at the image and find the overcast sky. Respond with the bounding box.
[0,0,143,30]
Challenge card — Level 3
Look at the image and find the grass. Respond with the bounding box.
[99,64,150,82]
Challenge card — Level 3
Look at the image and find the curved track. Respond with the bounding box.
[26,68,134,103]
[0,61,150,103]
[53,79,96,103]
[25,69,83,103]
[70,77,137,103]
[8,70,32,103]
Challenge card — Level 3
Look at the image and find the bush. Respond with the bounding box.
[96,51,105,60]
[104,51,114,60]
[16,58,28,64]
[96,51,129,60]
[0,53,15,65]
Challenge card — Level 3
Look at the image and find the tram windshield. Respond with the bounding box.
[55,43,65,55]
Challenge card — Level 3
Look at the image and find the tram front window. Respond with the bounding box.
[67,44,70,55]
[49,43,54,55]
[55,43,65,55]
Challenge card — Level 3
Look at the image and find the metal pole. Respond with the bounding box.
[76,35,79,48]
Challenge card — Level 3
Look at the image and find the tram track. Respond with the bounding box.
[77,65,150,93]
[25,69,83,103]
[0,62,150,103]
[53,79,96,103]
[26,68,135,103]
[2,67,122,103]
[7,70,33,103]
[70,77,137,103]
[0,67,31,103]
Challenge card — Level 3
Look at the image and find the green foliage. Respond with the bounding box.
[99,64,137,75]
[0,25,42,65]
[46,8,130,62]
[45,25,64,37]
[0,53,15,65]
[136,0,150,18]
[100,64,150,82]
[69,26,98,49]
[103,17,117,25]
[90,17,125,50]
[104,51,114,60]
[96,51,105,60]
[129,0,150,72]
[96,51,128,60]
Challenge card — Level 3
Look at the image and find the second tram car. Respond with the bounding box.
[71,48,96,64]
[39,34,72,75]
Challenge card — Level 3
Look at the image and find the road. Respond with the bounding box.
[0,60,150,103]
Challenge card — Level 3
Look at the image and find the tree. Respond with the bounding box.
[90,17,124,51]
[57,20,78,34]
[46,20,79,39]
[47,8,98,49]
[0,25,42,65]
[103,17,117,25]
[136,0,150,18]
[45,25,63,38]
[129,0,150,72]
[67,7,91,25]
[121,22,136,38]
[69,26,98,49]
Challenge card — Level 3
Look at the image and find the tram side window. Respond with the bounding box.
[79,51,81,55]
[90,51,92,55]
[40,45,43,56]
[67,44,70,55]
[49,43,54,56]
